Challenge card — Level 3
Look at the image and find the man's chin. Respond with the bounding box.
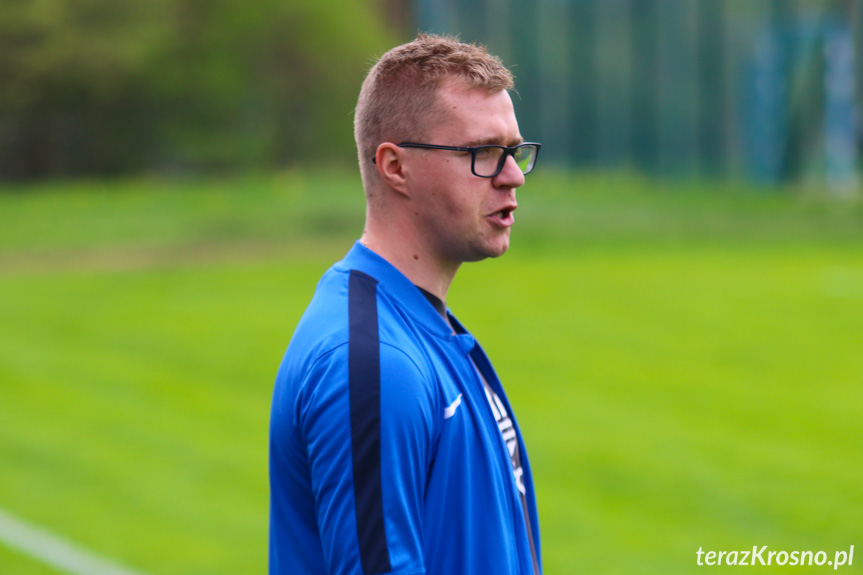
[489,243,510,259]
[471,240,511,262]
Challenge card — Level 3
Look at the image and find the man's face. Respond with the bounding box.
[404,80,526,267]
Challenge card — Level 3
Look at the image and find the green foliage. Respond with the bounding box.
[0,1,398,178]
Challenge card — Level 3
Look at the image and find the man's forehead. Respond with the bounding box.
[432,82,521,144]
[436,78,511,107]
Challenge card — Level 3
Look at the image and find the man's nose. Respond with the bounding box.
[494,152,526,188]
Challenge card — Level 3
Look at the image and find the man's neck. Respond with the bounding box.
[359,231,458,303]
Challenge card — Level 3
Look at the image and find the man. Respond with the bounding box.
[269,34,542,575]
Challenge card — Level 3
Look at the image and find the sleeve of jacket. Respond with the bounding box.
[296,341,437,575]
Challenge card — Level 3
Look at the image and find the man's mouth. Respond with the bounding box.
[488,206,516,226]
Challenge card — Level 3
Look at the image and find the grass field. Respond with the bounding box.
[1,171,861,574]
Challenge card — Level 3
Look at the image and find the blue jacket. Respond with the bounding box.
[269,242,540,575]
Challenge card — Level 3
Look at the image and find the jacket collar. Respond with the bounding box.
[335,241,454,339]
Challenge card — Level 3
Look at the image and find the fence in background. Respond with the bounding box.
[412,0,863,189]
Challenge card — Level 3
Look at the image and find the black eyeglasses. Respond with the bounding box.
[373,142,542,178]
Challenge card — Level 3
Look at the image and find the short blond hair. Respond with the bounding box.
[354,34,514,192]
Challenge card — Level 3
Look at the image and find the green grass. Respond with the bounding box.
[1,171,862,574]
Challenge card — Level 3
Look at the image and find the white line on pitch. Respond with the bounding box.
[0,508,148,575]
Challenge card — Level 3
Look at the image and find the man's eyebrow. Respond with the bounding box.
[462,136,525,147]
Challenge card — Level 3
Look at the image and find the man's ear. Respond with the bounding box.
[375,143,410,197]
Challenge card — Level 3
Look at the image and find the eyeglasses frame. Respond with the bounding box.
[372,141,542,178]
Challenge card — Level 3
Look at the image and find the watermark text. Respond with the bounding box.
[696,546,854,569]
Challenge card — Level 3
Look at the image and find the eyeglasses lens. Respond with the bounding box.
[514,146,536,174]
[473,145,537,177]
[472,147,503,177]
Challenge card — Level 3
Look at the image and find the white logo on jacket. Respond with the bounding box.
[443,394,463,419]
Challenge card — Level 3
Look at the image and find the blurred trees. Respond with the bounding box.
[0,0,399,179]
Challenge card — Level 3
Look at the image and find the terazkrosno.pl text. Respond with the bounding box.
[696,546,854,569]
